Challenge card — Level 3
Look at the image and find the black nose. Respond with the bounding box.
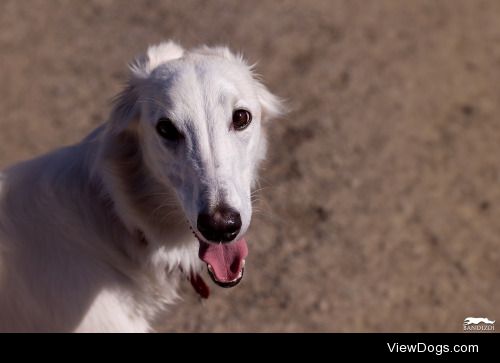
[197,205,242,243]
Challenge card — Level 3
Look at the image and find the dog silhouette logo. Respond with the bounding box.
[464,317,495,325]
[463,317,495,331]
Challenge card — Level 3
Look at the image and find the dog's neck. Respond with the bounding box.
[90,126,203,287]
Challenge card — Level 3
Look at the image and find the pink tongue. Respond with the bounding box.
[198,239,248,283]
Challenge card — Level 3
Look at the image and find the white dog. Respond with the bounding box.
[0,41,283,332]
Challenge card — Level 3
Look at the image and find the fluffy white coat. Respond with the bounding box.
[0,41,282,332]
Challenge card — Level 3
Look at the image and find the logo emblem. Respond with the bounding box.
[463,317,495,331]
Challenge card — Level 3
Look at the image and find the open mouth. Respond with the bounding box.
[207,257,245,288]
[198,238,248,288]
[190,226,248,288]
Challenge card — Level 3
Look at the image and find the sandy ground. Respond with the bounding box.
[1,0,499,332]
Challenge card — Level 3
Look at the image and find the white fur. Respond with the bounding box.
[0,41,283,332]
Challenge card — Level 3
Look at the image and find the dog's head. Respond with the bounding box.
[107,42,283,286]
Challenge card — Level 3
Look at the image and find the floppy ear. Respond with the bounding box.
[255,81,285,123]
[107,83,140,134]
[107,41,185,134]
[129,41,184,79]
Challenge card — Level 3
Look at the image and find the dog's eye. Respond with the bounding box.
[232,109,252,131]
[156,118,184,141]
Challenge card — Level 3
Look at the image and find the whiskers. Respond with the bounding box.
[139,191,185,225]
[250,185,284,226]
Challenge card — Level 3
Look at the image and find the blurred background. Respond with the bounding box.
[1,0,499,332]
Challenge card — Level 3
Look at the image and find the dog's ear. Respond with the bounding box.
[254,80,285,123]
[130,41,184,79]
[108,41,185,134]
[107,83,140,134]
